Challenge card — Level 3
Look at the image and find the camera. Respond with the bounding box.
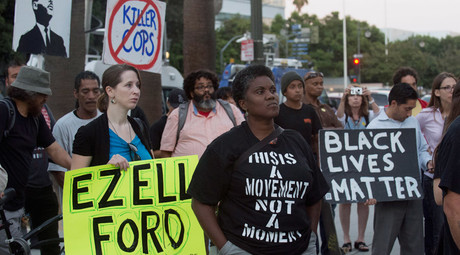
[350,87,362,95]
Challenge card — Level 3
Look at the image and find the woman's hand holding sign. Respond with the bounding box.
[108,154,130,171]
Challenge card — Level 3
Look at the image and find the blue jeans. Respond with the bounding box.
[422,174,444,255]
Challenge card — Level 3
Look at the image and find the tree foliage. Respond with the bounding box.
[0,0,21,71]
[1,0,460,88]
[292,0,308,12]
[215,14,270,74]
[275,11,460,88]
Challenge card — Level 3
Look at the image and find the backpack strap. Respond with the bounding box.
[0,98,16,142]
[364,114,369,127]
[217,99,237,126]
[134,117,152,153]
[176,102,190,147]
[344,113,348,127]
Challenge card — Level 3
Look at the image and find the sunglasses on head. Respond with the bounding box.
[128,143,141,161]
[305,72,324,81]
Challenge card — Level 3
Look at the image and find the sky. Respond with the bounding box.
[285,0,460,34]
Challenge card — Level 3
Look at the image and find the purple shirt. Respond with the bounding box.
[415,107,443,178]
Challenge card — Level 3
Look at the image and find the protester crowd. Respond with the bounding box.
[1,55,460,255]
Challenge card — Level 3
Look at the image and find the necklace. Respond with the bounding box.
[108,118,131,142]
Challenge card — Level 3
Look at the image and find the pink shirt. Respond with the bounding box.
[415,107,444,178]
[160,101,244,158]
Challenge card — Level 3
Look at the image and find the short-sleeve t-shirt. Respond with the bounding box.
[0,100,55,211]
[434,116,460,255]
[274,103,322,146]
[188,121,329,255]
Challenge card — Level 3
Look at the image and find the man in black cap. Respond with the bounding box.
[0,66,71,254]
[274,71,322,156]
[149,88,187,158]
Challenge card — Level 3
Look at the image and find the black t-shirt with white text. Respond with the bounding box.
[274,103,322,147]
[0,101,55,211]
[188,121,329,255]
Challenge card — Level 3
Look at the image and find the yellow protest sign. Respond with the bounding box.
[62,156,205,255]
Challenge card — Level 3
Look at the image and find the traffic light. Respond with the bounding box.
[352,56,361,83]
[350,75,357,83]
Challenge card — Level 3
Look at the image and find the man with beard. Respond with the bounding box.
[17,0,67,57]
[0,66,71,254]
[3,60,62,255]
[159,70,244,159]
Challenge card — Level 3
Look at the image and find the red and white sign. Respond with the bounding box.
[103,0,166,73]
[241,39,254,62]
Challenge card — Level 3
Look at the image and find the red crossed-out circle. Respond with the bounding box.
[108,0,162,70]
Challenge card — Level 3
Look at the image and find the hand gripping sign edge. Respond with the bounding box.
[108,0,162,70]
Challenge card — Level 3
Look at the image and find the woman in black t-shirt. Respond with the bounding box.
[188,65,329,255]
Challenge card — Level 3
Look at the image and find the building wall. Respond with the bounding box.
[216,0,285,28]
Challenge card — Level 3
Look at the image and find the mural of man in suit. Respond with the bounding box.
[17,0,67,57]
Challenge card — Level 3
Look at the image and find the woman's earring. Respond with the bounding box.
[244,111,249,117]
[111,98,116,104]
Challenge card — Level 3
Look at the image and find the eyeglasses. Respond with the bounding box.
[195,85,214,91]
[128,143,141,161]
[304,72,324,81]
[439,86,455,92]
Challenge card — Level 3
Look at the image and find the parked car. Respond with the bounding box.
[370,89,390,107]
[326,92,343,111]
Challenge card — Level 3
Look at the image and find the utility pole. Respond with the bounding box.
[357,22,361,84]
[251,0,264,64]
[343,0,348,90]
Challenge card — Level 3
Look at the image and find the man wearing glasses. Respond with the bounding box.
[159,70,244,159]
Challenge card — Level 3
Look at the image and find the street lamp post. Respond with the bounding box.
[219,34,244,72]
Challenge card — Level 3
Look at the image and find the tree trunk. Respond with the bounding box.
[183,0,215,75]
[44,0,85,119]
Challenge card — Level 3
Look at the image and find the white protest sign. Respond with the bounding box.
[103,0,165,73]
[13,0,71,57]
[241,39,254,62]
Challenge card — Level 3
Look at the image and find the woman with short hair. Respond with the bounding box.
[188,65,328,255]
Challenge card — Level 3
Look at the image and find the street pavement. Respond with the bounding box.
[332,203,401,255]
[30,204,403,255]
